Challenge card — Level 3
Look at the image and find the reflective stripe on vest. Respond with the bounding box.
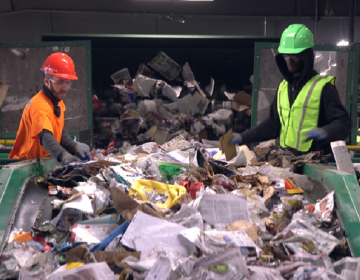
[277,75,335,152]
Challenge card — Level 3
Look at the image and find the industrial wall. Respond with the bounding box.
[0,1,359,45]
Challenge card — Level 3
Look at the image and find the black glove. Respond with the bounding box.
[75,145,92,162]
[60,152,81,165]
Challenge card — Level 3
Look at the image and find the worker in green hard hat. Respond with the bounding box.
[230,24,351,155]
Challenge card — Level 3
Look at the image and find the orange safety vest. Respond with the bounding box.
[9,90,65,159]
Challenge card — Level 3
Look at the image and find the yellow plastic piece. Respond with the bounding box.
[0,139,15,145]
[213,150,222,160]
[66,262,84,270]
[129,179,186,208]
[347,145,360,151]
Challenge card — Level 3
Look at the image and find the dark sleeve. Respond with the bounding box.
[239,92,281,144]
[319,83,351,143]
[60,128,78,154]
[39,129,66,162]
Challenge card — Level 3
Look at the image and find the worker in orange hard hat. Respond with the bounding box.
[9,52,92,164]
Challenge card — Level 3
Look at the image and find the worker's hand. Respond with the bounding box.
[75,145,92,162]
[61,152,81,165]
[305,128,328,142]
[229,133,242,145]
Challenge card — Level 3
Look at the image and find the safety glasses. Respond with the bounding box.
[49,79,73,88]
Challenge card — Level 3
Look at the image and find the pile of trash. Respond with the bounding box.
[93,51,252,148]
[0,137,355,280]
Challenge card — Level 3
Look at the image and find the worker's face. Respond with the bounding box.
[44,76,72,101]
[283,54,305,76]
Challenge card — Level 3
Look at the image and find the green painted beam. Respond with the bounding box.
[41,33,279,40]
[303,163,360,257]
[0,158,59,253]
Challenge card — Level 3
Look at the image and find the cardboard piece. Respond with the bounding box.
[263,185,276,205]
[109,186,164,220]
[254,140,276,159]
[95,248,141,269]
[204,162,214,179]
[66,245,90,264]
[154,129,170,145]
[137,153,149,158]
[54,191,84,209]
[233,91,252,107]
[250,158,279,167]
[219,129,237,161]
[244,108,252,117]
[239,145,254,162]
[225,220,258,241]
[145,126,157,141]
[198,128,208,141]
[231,101,250,113]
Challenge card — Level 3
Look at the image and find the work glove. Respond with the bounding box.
[304,128,328,142]
[75,145,92,162]
[229,132,242,145]
[61,152,81,165]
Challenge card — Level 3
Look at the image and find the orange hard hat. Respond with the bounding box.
[41,52,78,80]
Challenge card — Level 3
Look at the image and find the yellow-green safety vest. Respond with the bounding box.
[277,75,335,152]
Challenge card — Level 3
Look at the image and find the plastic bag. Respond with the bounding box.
[136,155,162,181]
[212,175,236,191]
[281,195,303,216]
[159,163,183,182]
[136,142,160,154]
[93,188,112,215]
[161,135,192,152]
[129,179,186,208]
[315,191,334,223]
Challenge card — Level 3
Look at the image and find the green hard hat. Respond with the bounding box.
[278,24,315,54]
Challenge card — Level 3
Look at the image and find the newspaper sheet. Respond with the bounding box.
[48,262,116,280]
[161,135,192,152]
[133,74,157,97]
[162,83,178,101]
[71,223,118,243]
[195,248,249,279]
[276,262,310,279]
[51,194,93,227]
[334,257,360,280]
[201,139,220,148]
[137,100,157,116]
[167,150,190,164]
[204,231,257,249]
[144,255,172,280]
[291,253,333,270]
[292,265,346,280]
[169,204,204,230]
[110,68,131,84]
[248,266,284,280]
[192,194,251,229]
[207,109,233,123]
[205,77,215,96]
[182,62,206,97]
[271,218,339,255]
[180,227,258,257]
[147,52,181,81]
[177,92,209,116]
[121,211,196,259]
[224,91,236,100]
